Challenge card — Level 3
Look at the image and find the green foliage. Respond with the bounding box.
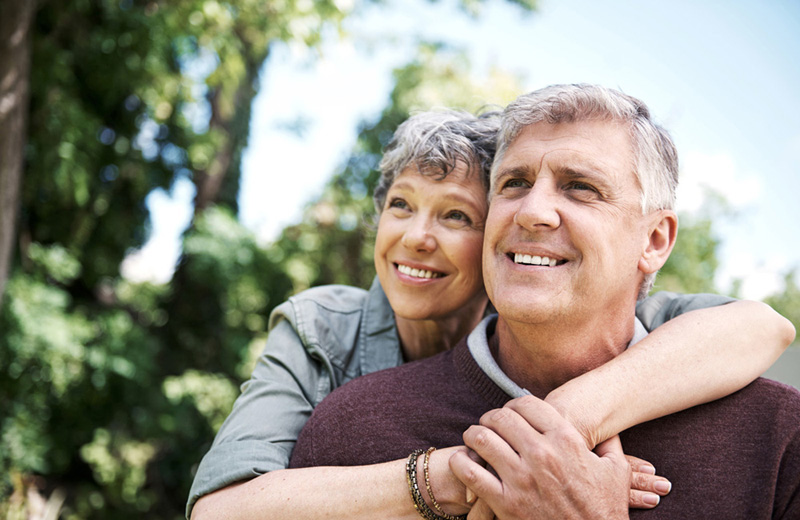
[8,0,799,518]
[765,270,800,336]
[5,0,346,517]
[657,214,721,294]
[5,0,537,512]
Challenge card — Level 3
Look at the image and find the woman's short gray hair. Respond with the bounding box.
[373,109,501,214]
[494,84,679,299]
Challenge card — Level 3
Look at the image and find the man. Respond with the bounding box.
[290,84,800,518]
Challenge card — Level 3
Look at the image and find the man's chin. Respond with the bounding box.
[493,296,563,325]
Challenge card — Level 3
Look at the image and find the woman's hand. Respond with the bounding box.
[625,454,672,508]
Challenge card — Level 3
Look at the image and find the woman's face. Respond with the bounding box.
[374,162,488,322]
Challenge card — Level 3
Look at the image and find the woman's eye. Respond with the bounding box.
[445,210,471,223]
[387,198,408,210]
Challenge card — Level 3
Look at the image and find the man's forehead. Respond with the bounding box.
[493,120,634,180]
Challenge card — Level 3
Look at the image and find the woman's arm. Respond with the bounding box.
[192,447,470,520]
[546,299,796,449]
[192,297,794,519]
[193,461,414,520]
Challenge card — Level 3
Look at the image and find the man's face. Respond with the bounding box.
[483,119,652,326]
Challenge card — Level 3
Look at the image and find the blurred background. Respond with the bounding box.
[1,0,798,517]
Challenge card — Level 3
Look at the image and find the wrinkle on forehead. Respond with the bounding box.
[491,121,636,191]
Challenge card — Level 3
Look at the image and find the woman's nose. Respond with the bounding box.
[401,216,437,252]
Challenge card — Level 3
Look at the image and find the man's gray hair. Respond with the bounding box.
[494,84,679,299]
[373,109,501,214]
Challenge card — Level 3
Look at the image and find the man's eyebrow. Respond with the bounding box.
[492,165,531,184]
[559,165,611,186]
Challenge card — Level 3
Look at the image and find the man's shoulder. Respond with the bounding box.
[625,377,800,519]
[685,377,800,429]
[290,348,468,467]
[321,347,459,403]
[733,377,800,411]
[632,376,800,447]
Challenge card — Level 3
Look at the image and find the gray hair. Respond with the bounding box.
[494,84,679,299]
[373,109,501,214]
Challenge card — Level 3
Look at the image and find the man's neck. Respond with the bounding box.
[493,313,635,398]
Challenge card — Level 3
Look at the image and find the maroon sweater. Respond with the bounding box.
[290,338,800,519]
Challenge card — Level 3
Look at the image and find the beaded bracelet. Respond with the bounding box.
[406,448,467,520]
[423,447,466,520]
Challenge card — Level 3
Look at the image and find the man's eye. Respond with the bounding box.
[502,178,530,190]
[566,181,597,192]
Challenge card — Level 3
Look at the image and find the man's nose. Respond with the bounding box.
[401,215,437,252]
[513,180,561,231]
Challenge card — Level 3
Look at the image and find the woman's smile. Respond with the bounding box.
[374,161,488,323]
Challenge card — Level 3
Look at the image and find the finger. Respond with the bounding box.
[466,497,496,520]
[478,406,543,454]
[631,470,672,496]
[461,424,520,475]
[464,447,486,466]
[625,454,656,475]
[629,489,662,509]
[449,447,504,501]
[503,395,569,434]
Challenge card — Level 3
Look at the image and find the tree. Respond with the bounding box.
[765,270,800,339]
[656,214,721,294]
[0,1,537,518]
[0,0,35,310]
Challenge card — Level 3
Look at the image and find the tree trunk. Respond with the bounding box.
[0,1,35,309]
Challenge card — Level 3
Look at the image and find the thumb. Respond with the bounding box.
[595,434,625,461]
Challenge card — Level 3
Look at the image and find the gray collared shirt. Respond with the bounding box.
[468,315,650,398]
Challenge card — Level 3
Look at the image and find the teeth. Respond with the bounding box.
[398,264,440,279]
[514,253,562,267]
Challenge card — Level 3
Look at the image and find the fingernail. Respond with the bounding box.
[654,481,672,494]
[638,464,656,474]
[466,488,476,504]
[643,493,660,506]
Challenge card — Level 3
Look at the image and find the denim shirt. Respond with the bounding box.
[187,276,732,517]
[187,277,401,516]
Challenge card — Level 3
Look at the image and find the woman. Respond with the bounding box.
[189,110,794,519]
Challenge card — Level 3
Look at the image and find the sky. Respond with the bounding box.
[123,0,800,300]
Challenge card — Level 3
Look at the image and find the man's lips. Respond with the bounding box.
[509,253,568,267]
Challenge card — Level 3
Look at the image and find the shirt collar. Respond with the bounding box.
[468,315,649,398]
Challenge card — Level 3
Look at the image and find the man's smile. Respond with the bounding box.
[511,253,568,267]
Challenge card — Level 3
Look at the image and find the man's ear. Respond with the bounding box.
[639,210,678,274]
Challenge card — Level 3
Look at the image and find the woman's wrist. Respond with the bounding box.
[545,384,605,449]
[411,447,470,517]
